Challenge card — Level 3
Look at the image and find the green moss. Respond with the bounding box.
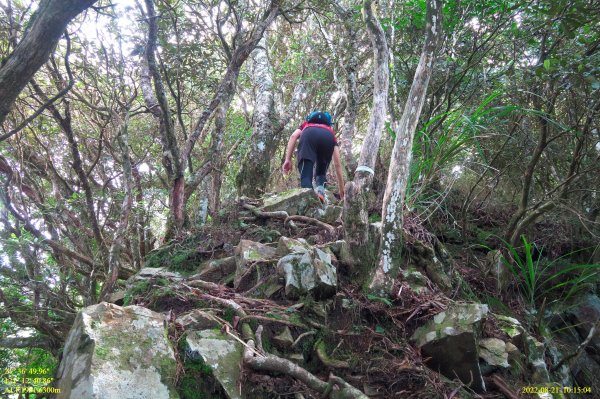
[222,308,235,324]
[95,346,109,359]
[144,241,203,273]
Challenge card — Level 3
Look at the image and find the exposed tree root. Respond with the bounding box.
[243,335,368,399]
[315,339,350,369]
[238,314,306,328]
[284,215,336,237]
[242,203,289,219]
[292,331,317,348]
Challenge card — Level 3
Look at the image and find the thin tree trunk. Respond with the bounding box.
[100,115,133,301]
[504,87,553,247]
[342,0,390,285]
[209,92,234,214]
[333,4,360,176]
[142,0,185,237]
[370,0,442,294]
[180,1,281,168]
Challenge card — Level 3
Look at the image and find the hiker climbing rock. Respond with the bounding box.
[282,111,345,201]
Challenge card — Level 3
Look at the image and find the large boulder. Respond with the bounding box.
[277,236,313,256]
[55,302,178,399]
[407,238,453,292]
[411,303,489,392]
[185,330,243,399]
[233,240,277,291]
[309,204,343,224]
[277,247,337,299]
[567,293,600,355]
[261,188,321,215]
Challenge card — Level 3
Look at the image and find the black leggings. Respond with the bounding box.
[298,159,328,188]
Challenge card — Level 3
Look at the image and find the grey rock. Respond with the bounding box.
[325,240,354,266]
[261,188,321,215]
[408,239,452,291]
[309,205,343,224]
[192,256,237,283]
[175,310,220,330]
[484,250,511,292]
[233,240,277,291]
[479,338,509,368]
[523,333,550,383]
[272,327,295,349]
[185,330,243,399]
[568,293,600,354]
[134,267,182,281]
[401,269,430,294]
[108,290,126,305]
[277,247,337,299]
[55,302,178,399]
[411,303,489,392]
[276,236,312,257]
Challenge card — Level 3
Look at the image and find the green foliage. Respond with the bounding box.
[144,240,202,273]
[500,235,600,307]
[407,91,502,209]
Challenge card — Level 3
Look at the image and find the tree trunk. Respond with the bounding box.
[370,0,442,294]
[143,0,185,237]
[100,115,133,301]
[237,35,276,197]
[342,0,390,286]
[0,0,97,124]
[209,89,236,214]
[333,4,360,176]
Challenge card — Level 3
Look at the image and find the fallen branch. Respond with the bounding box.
[552,319,600,372]
[489,374,519,399]
[243,338,368,399]
[284,215,336,237]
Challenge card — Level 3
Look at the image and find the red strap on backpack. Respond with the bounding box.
[299,122,336,142]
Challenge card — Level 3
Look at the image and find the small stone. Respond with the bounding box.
[479,338,509,368]
[233,240,277,290]
[272,327,295,349]
[175,310,220,330]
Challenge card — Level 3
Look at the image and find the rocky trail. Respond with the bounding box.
[53,189,600,399]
